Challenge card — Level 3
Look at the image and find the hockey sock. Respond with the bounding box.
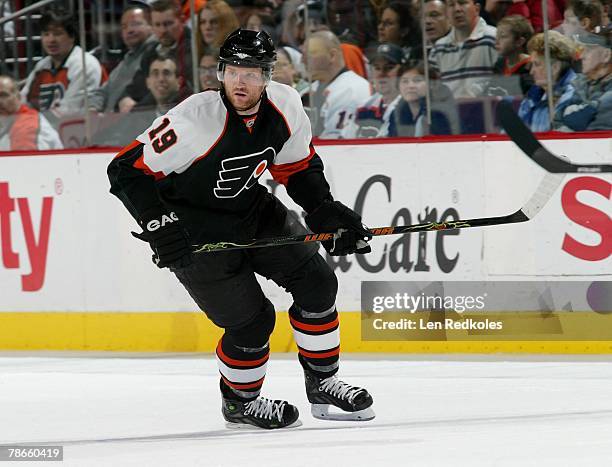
[289,303,340,378]
[216,335,269,400]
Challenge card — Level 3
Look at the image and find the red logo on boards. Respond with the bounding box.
[0,182,54,291]
[561,176,611,262]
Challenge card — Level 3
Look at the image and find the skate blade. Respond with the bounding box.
[225,419,303,430]
[311,404,376,421]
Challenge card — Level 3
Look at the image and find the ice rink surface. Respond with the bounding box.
[1,353,612,467]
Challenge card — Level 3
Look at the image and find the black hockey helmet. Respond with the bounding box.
[217,29,276,83]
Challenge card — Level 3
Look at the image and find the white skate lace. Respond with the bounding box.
[244,397,286,421]
[319,376,363,403]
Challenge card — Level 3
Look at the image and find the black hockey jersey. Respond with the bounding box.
[108,81,330,243]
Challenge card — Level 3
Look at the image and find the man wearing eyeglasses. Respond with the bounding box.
[198,51,221,90]
[117,0,193,114]
[90,4,157,113]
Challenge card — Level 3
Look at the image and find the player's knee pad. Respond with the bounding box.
[225,298,276,350]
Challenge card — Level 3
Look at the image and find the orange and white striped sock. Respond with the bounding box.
[289,303,340,376]
[216,336,269,400]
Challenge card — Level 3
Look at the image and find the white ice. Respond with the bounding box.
[1,354,612,467]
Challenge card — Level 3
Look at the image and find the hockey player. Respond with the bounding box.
[108,29,375,429]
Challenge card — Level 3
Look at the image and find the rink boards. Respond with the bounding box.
[0,135,610,353]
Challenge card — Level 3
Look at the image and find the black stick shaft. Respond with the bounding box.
[192,210,528,253]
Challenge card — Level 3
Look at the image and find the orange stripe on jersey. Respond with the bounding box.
[267,98,291,137]
[298,347,341,359]
[221,375,265,390]
[268,144,316,186]
[133,155,165,180]
[216,341,269,368]
[113,139,141,159]
[289,316,339,333]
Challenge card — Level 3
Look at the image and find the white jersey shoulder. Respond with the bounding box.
[266,81,313,166]
[320,70,371,139]
[136,91,227,175]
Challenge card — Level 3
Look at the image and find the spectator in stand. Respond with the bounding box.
[94,55,186,146]
[557,0,588,36]
[326,0,379,50]
[90,5,157,113]
[518,31,579,131]
[21,8,106,125]
[485,15,534,96]
[388,61,459,137]
[0,75,62,150]
[601,0,611,28]
[429,0,498,98]
[1,1,14,38]
[562,30,611,130]
[571,0,605,32]
[118,0,194,114]
[344,43,404,138]
[196,0,240,57]
[302,30,371,138]
[198,50,221,90]
[272,47,309,94]
[377,2,423,60]
[245,11,264,31]
[423,0,451,46]
[487,0,566,33]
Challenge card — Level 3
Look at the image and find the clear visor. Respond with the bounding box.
[217,63,273,86]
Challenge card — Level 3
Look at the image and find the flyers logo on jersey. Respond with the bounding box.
[214,147,276,199]
[28,69,69,111]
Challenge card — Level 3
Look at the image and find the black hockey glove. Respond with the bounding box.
[305,200,372,256]
[132,207,193,269]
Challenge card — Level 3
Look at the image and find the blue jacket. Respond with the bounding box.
[518,68,578,132]
[562,73,612,131]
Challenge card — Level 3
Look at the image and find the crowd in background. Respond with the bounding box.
[0,0,610,150]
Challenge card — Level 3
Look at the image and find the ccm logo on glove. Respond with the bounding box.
[146,212,179,231]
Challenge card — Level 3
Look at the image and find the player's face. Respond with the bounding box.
[399,69,425,103]
[146,59,180,104]
[424,1,449,43]
[199,55,220,90]
[0,77,21,115]
[41,26,75,62]
[121,8,152,50]
[151,9,183,47]
[199,8,218,46]
[223,65,266,111]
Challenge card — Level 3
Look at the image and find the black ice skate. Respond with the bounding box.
[221,380,301,429]
[303,368,375,421]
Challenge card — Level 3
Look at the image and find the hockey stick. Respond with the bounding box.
[497,100,612,173]
[193,172,563,253]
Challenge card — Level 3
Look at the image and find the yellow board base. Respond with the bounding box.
[1,311,612,353]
